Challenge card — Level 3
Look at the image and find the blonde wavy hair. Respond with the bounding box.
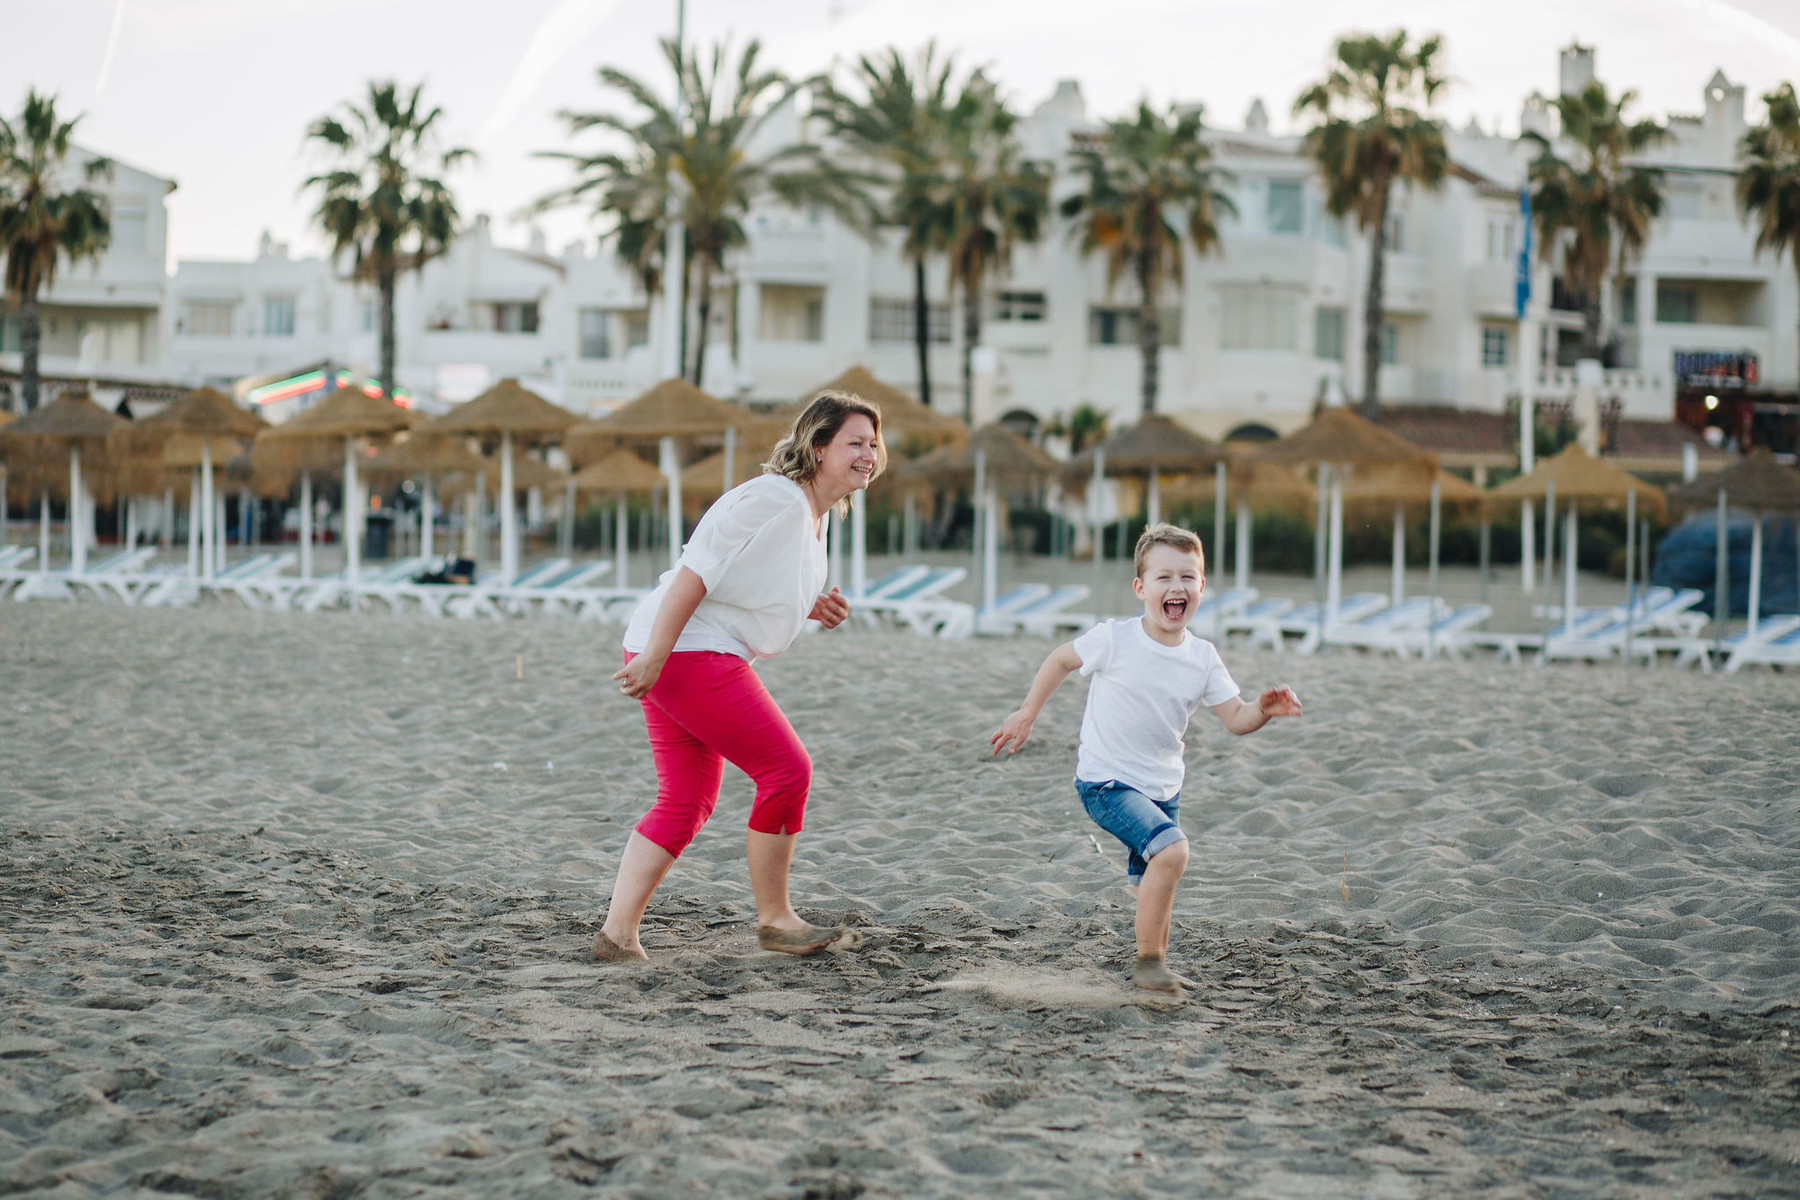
[763,389,887,516]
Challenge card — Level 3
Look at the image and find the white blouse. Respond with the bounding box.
[622,473,828,660]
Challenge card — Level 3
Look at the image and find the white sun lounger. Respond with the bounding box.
[1721,614,1800,673]
[14,548,159,602]
[1279,593,1390,654]
[980,584,1094,637]
[853,565,973,638]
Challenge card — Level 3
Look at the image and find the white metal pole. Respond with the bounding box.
[826,503,842,591]
[972,448,987,610]
[499,431,518,579]
[1234,499,1251,592]
[300,471,313,579]
[1146,470,1161,527]
[1212,460,1226,642]
[162,485,173,554]
[1623,488,1636,665]
[983,487,1000,615]
[1748,510,1763,639]
[660,435,682,570]
[660,0,687,383]
[39,492,50,572]
[186,473,199,575]
[1521,499,1536,592]
[214,488,227,576]
[616,491,630,588]
[343,438,361,590]
[1563,502,1577,637]
[1391,502,1405,605]
[125,495,139,551]
[1313,463,1329,649]
[69,447,85,575]
[559,474,574,559]
[1427,478,1441,660]
[0,467,7,548]
[903,492,917,557]
[1540,482,1557,644]
[200,440,214,579]
[1327,474,1344,616]
[420,474,433,563]
[1092,449,1106,625]
[1714,489,1729,661]
[851,487,867,597]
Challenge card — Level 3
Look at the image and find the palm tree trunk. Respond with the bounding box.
[1582,290,1604,362]
[913,255,934,410]
[692,260,713,387]
[378,268,397,400]
[1137,250,1161,416]
[960,257,982,426]
[19,291,42,412]
[1361,185,1390,422]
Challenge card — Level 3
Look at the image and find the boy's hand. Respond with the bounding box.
[990,710,1036,756]
[1258,686,1302,718]
[810,587,850,629]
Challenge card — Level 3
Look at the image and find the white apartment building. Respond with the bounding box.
[163,44,1797,444]
[0,148,177,404]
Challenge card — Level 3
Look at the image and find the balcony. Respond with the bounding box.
[1466,261,1519,320]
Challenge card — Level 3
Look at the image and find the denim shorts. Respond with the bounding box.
[1075,778,1188,884]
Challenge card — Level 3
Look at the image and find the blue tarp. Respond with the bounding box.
[1652,511,1799,618]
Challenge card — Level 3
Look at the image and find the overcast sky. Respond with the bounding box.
[8,0,1800,268]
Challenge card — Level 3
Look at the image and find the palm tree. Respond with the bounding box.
[1295,31,1449,420]
[303,81,472,401]
[540,39,866,387]
[1737,82,1800,384]
[1525,80,1667,363]
[817,44,960,412]
[1061,101,1234,415]
[939,75,1049,425]
[0,90,111,413]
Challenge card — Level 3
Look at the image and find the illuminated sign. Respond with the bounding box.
[1674,350,1758,388]
[247,369,412,408]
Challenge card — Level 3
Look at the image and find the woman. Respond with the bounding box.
[596,390,886,961]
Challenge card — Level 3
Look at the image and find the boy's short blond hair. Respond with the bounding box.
[1133,523,1206,579]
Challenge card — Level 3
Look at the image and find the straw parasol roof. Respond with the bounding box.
[363,435,489,484]
[1224,460,1319,514]
[564,377,762,465]
[1666,447,1800,513]
[1488,443,1665,517]
[111,386,268,495]
[253,386,417,491]
[571,448,666,494]
[1064,414,1227,494]
[1341,464,1487,513]
[427,378,579,444]
[1253,406,1437,477]
[784,366,968,453]
[909,422,1059,487]
[0,391,128,502]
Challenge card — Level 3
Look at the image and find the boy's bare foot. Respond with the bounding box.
[1133,954,1188,996]
[757,921,845,955]
[593,930,648,962]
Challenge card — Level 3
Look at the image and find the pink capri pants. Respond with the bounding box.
[625,650,812,856]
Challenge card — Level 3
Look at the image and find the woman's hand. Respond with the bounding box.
[810,587,850,630]
[613,653,665,700]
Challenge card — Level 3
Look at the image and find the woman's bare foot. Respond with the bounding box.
[593,930,648,962]
[1133,954,1188,996]
[757,921,844,955]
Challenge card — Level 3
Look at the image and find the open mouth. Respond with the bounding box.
[1162,597,1188,621]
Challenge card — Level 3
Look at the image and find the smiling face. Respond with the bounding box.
[1133,542,1206,642]
[810,413,880,507]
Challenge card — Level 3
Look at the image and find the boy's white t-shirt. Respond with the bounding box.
[623,474,827,660]
[1071,616,1241,800]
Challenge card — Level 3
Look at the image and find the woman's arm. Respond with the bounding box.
[613,567,707,698]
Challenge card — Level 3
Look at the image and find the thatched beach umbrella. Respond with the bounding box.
[1668,448,1800,641]
[913,423,1059,612]
[1255,407,1437,639]
[785,366,968,455]
[113,387,266,578]
[365,435,490,562]
[429,379,578,581]
[1491,444,1665,644]
[567,377,762,573]
[256,386,415,584]
[571,448,665,589]
[0,390,125,574]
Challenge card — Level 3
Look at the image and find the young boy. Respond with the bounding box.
[990,523,1302,996]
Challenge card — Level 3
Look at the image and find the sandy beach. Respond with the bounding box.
[3,600,1797,1198]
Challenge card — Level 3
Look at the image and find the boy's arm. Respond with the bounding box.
[1211,685,1303,735]
[990,642,1085,756]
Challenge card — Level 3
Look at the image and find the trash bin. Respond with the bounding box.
[365,511,394,560]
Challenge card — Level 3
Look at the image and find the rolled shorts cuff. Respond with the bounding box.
[1140,824,1188,862]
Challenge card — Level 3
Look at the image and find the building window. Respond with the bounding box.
[1089,306,1182,347]
[111,201,147,253]
[1620,279,1637,326]
[1218,287,1295,351]
[181,301,235,337]
[1485,215,1516,262]
[0,313,18,352]
[1380,321,1400,365]
[994,290,1046,322]
[869,297,951,343]
[1313,307,1344,361]
[1266,180,1304,234]
[1656,284,1697,324]
[262,296,295,337]
[491,302,539,333]
[623,310,650,348]
[1313,197,1347,248]
[760,285,825,342]
[579,309,612,360]
[1384,211,1406,254]
[1481,326,1511,366]
[359,299,378,333]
